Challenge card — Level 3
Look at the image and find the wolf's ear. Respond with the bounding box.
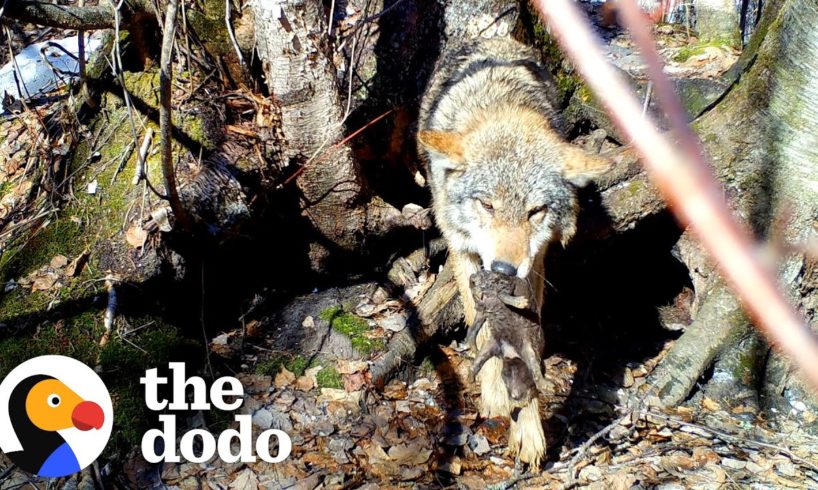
[561,144,612,187]
[418,130,465,167]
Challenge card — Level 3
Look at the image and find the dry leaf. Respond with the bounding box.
[229,468,259,490]
[50,255,68,269]
[65,251,89,277]
[344,373,366,392]
[701,397,721,411]
[31,272,58,291]
[126,225,148,248]
[275,367,296,388]
[336,359,368,374]
[364,442,390,462]
[304,365,323,385]
[295,375,314,391]
[387,443,431,465]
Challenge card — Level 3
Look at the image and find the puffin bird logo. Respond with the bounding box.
[0,356,113,478]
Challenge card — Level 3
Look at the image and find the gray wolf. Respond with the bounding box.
[417,36,609,467]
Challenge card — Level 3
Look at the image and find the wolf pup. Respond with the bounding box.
[417,37,609,467]
[467,270,549,407]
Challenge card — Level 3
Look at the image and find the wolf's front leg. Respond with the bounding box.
[507,399,546,469]
[508,256,547,468]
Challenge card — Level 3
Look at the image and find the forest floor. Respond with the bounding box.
[3,4,818,490]
[121,277,818,490]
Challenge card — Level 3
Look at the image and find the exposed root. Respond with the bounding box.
[639,280,748,407]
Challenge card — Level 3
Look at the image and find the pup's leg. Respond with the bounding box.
[508,398,546,469]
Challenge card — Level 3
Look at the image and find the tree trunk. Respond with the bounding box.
[644,0,818,426]
[695,0,742,47]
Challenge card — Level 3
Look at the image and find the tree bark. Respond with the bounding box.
[695,0,742,47]
[2,0,153,30]
[644,0,818,424]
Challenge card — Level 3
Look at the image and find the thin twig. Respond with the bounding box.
[563,413,631,487]
[159,0,190,229]
[636,408,818,473]
[132,127,154,185]
[225,0,244,67]
[641,80,652,118]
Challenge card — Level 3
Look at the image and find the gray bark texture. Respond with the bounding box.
[695,0,742,46]
[642,0,818,428]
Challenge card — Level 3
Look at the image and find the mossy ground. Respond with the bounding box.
[256,354,344,389]
[319,305,385,354]
[0,74,207,464]
[673,39,736,63]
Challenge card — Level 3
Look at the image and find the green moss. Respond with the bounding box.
[626,180,645,197]
[673,40,734,63]
[1,218,84,280]
[119,71,217,149]
[417,356,436,377]
[187,0,231,56]
[0,311,102,377]
[319,306,385,354]
[105,384,147,459]
[315,366,343,389]
[96,322,200,459]
[256,354,311,377]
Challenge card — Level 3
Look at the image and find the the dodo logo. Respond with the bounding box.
[0,355,113,478]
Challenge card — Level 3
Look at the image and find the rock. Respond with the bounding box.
[721,458,746,470]
[252,408,273,429]
[379,313,407,332]
[468,433,491,455]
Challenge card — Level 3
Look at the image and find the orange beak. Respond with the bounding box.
[72,401,104,430]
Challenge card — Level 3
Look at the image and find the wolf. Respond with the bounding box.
[417,37,609,467]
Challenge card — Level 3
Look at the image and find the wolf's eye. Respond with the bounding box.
[528,205,548,220]
[477,199,494,213]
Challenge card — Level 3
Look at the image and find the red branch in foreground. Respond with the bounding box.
[530,0,818,391]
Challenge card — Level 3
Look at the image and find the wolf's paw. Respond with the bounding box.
[507,400,545,470]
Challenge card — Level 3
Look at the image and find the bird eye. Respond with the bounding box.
[48,394,61,407]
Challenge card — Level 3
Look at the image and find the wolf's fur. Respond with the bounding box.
[417,37,609,467]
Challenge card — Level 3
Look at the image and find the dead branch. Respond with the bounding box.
[2,0,151,30]
[158,0,190,230]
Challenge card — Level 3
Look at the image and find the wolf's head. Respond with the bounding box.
[419,106,610,278]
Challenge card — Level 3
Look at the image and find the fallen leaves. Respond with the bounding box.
[125,224,148,248]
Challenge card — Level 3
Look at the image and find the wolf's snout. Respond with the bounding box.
[491,260,517,277]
